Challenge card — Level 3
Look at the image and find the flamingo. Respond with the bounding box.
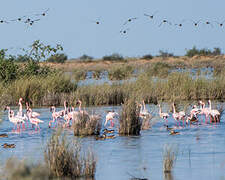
[49,106,63,127]
[208,100,220,123]
[15,98,28,129]
[27,107,43,131]
[104,110,119,127]
[158,104,169,125]
[172,103,180,126]
[140,100,151,117]
[4,106,25,131]
[199,100,211,124]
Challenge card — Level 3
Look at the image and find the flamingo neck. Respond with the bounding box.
[159,105,162,115]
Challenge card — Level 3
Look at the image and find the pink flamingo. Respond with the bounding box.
[15,98,28,129]
[104,110,119,127]
[199,100,211,124]
[158,104,169,125]
[208,100,220,123]
[27,107,43,131]
[4,106,25,132]
[140,100,151,117]
[172,103,180,126]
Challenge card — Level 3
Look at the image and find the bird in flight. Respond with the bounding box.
[120,28,130,34]
[205,21,213,27]
[34,8,50,17]
[213,20,225,27]
[123,17,138,25]
[158,19,172,27]
[184,19,202,27]
[0,19,9,24]
[10,16,27,22]
[144,11,158,19]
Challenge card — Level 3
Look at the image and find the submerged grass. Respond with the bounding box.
[119,98,141,135]
[163,144,178,173]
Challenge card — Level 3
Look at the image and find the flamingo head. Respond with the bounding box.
[19,98,23,102]
[193,105,197,109]
[50,106,55,112]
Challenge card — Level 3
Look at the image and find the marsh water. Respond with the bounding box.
[0,103,225,180]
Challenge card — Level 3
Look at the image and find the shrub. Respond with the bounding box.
[141,54,153,60]
[0,58,18,83]
[119,98,141,135]
[73,69,87,81]
[158,50,174,58]
[185,46,222,57]
[108,65,134,80]
[146,62,171,78]
[79,54,94,61]
[102,53,124,61]
[46,53,67,63]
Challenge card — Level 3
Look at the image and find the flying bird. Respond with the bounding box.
[120,28,130,34]
[158,19,172,27]
[184,19,202,27]
[144,11,158,19]
[213,20,225,27]
[123,17,138,25]
[34,8,50,17]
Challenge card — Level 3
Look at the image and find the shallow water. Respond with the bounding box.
[0,103,225,180]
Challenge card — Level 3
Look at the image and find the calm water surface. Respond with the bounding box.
[0,104,225,180]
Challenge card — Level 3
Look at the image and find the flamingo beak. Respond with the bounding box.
[4,107,7,111]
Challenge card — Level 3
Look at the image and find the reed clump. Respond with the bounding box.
[2,158,49,180]
[163,144,178,173]
[73,112,102,136]
[0,73,77,106]
[73,69,87,81]
[119,98,141,135]
[3,130,96,179]
[45,130,96,178]
[108,65,134,80]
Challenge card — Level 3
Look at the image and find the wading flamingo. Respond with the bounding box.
[139,100,151,118]
[172,103,180,126]
[104,110,119,127]
[199,100,211,124]
[4,106,25,132]
[158,104,169,125]
[208,100,220,123]
[27,107,43,131]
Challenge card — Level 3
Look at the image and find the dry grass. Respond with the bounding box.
[73,112,102,136]
[163,144,178,173]
[2,158,49,180]
[44,130,96,178]
[119,98,141,135]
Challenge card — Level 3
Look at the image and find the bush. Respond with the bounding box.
[0,58,18,83]
[46,53,67,63]
[141,54,153,60]
[108,65,134,80]
[79,54,94,61]
[158,50,174,58]
[185,46,222,57]
[102,53,124,61]
[146,62,171,78]
[73,69,87,81]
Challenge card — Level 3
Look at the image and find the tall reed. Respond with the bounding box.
[44,130,96,178]
[163,144,178,173]
[119,98,141,135]
[73,112,102,136]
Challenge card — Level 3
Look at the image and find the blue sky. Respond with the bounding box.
[0,0,225,58]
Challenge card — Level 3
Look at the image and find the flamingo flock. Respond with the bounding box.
[3,97,223,133]
[158,100,221,128]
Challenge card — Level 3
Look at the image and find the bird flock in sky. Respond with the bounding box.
[90,10,225,34]
[0,8,49,26]
[1,8,224,32]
